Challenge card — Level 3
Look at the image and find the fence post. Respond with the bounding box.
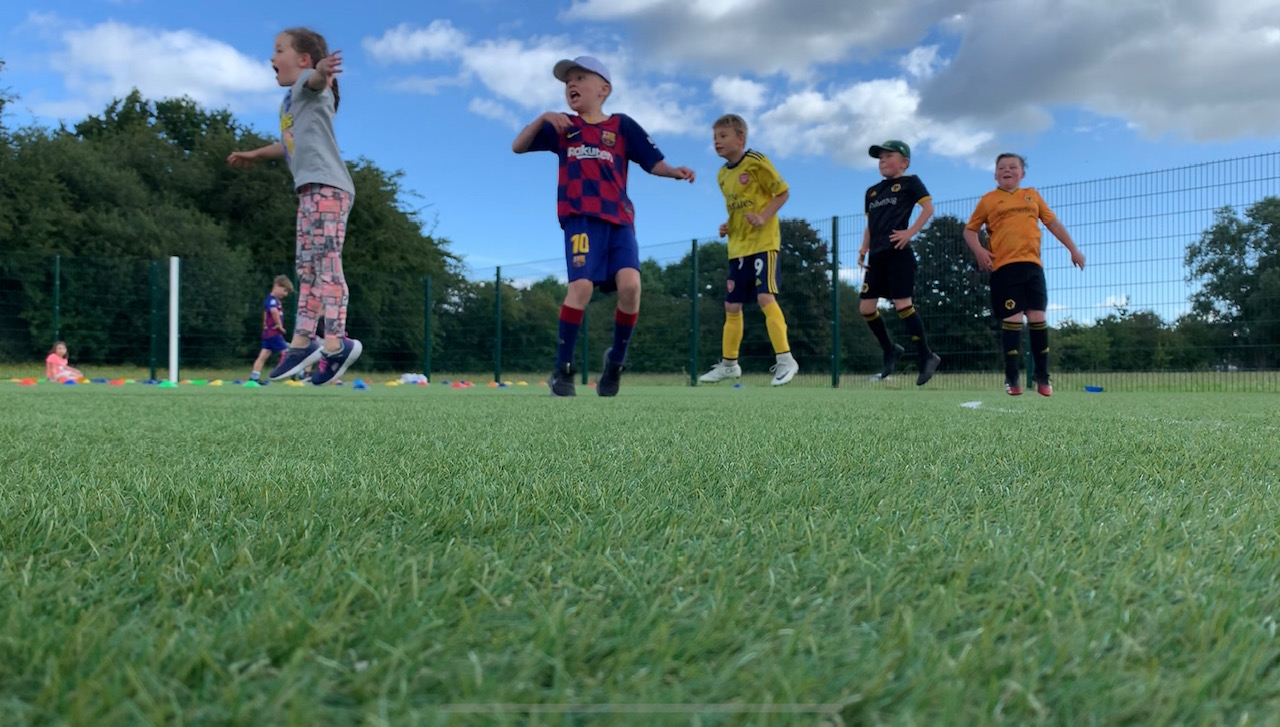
[169,256,179,383]
[53,255,61,341]
[690,239,699,386]
[580,305,590,384]
[423,275,432,382]
[830,216,840,388]
[149,260,160,382]
[494,267,502,384]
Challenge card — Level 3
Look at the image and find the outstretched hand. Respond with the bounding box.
[669,166,696,183]
[227,150,259,168]
[315,50,344,79]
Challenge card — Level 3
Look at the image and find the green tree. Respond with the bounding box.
[912,214,994,371]
[0,59,10,129]
[1055,320,1112,371]
[0,89,462,370]
[1185,197,1280,367]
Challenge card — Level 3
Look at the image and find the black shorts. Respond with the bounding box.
[860,249,916,301]
[725,251,780,304]
[990,262,1048,316]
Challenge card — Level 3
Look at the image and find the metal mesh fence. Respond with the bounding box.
[3,153,1277,391]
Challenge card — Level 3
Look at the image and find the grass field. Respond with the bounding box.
[2,381,1278,725]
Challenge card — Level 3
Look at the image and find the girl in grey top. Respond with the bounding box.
[227,27,362,386]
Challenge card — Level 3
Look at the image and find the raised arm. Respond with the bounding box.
[227,143,283,168]
[650,160,695,182]
[513,112,570,153]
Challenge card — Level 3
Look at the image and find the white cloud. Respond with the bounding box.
[561,0,1280,142]
[362,21,702,135]
[710,76,768,114]
[569,0,765,22]
[30,15,279,118]
[561,0,973,76]
[900,46,943,80]
[921,0,1280,140]
[357,0,1280,164]
[1104,295,1131,311]
[363,20,467,63]
[756,78,994,167]
[838,266,864,286]
[468,98,521,129]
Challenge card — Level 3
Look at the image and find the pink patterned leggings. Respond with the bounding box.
[294,183,352,341]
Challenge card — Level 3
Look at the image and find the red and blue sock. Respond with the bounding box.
[610,309,638,365]
[556,305,584,368]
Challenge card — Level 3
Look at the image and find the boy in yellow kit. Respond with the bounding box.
[700,114,799,386]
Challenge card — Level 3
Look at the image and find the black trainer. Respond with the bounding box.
[547,362,577,397]
[598,347,625,397]
[877,343,904,380]
[916,352,942,386]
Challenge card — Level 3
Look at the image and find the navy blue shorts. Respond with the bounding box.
[563,216,639,294]
[725,251,780,304]
[261,334,288,352]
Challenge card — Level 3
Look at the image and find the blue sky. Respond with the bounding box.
[3,0,1279,322]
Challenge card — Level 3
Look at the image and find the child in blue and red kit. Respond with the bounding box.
[249,275,294,384]
[512,55,696,397]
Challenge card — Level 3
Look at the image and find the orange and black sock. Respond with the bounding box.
[863,311,893,351]
[1001,321,1022,382]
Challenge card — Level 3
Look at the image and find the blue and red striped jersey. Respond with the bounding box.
[262,295,284,337]
[529,114,664,227]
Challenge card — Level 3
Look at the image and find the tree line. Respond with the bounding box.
[1,78,1275,374]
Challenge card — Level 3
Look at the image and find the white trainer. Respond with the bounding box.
[699,360,742,383]
[770,357,800,386]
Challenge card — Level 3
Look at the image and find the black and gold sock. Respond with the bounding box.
[1001,321,1023,383]
[897,306,932,358]
[1029,321,1050,381]
[863,311,893,351]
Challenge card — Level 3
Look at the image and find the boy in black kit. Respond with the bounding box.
[858,140,941,385]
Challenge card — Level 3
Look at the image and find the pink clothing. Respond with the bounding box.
[45,353,79,382]
[294,183,352,340]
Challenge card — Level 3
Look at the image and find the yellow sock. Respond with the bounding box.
[723,311,744,360]
[761,301,790,354]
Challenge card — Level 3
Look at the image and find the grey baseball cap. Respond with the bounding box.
[553,55,612,85]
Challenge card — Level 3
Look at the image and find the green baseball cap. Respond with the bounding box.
[869,140,911,159]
